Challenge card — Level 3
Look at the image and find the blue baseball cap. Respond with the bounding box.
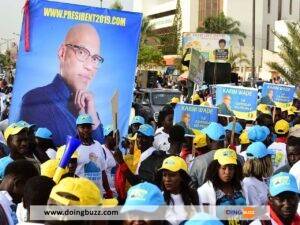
[76,114,94,125]
[104,125,113,136]
[35,128,52,140]
[121,182,165,213]
[137,124,154,137]
[248,125,269,142]
[269,172,300,197]
[185,212,222,225]
[201,122,225,141]
[246,142,274,159]
[225,122,243,134]
[16,120,35,129]
[131,116,145,125]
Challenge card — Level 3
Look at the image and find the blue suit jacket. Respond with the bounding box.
[19,74,104,146]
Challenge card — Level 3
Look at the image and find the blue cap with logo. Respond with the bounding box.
[76,114,94,125]
[225,122,243,134]
[103,125,113,136]
[246,142,274,159]
[121,182,165,213]
[35,128,53,140]
[248,125,269,142]
[131,116,145,125]
[202,122,225,141]
[138,124,154,137]
[16,120,35,129]
[269,172,300,197]
[185,212,222,225]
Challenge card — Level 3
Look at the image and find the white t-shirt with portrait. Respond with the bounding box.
[268,142,287,172]
[153,127,170,152]
[75,140,106,193]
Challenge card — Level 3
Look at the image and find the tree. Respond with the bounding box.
[138,17,163,68]
[110,1,123,10]
[197,12,246,38]
[161,0,182,55]
[138,45,163,69]
[267,22,300,84]
[228,52,250,69]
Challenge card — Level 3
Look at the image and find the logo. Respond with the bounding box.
[242,207,256,220]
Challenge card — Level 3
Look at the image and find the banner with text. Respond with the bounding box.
[10,0,142,146]
[174,103,218,130]
[216,85,258,120]
[260,83,295,109]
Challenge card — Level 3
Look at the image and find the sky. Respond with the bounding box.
[0,0,134,52]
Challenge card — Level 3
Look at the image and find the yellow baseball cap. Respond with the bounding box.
[56,145,79,160]
[191,94,201,102]
[49,177,118,206]
[239,131,250,145]
[4,123,27,141]
[275,119,290,135]
[159,156,188,173]
[193,132,207,148]
[200,101,210,106]
[257,104,271,115]
[214,148,237,166]
[170,97,180,104]
[41,159,68,178]
[288,109,295,116]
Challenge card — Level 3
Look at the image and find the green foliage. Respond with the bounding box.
[161,0,182,55]
[228,52,250,69]
[138,45,163,68]
[197,12,246,38]
[110,1,123,10]
[138,17,162,68]
[0,50,14,72]
[267,22,300,84]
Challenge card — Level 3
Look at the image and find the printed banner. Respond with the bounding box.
[9,0,142,146]
[260,83,295,109]
[216,85,258,120]
[182,33,231,62]
[188,48,205,85]
[174,103,218,130]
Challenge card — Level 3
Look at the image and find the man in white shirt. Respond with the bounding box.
[0,160,39,225]
[74,114,113,198]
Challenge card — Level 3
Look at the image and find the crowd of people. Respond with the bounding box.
[0,82,299,225]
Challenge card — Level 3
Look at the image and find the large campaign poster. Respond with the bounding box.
[174,103,218,130]
[260,83,295,109]
[182,33,231,62]
[216,85,258,120]
[188,48,205,85]
[9,0,142,146]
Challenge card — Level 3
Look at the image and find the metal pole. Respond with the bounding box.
[252,0,256,87]
[100,0,103,7]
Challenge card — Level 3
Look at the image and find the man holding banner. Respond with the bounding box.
[19,24,104,146]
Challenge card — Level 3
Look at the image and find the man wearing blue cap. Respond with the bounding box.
[129,116,145,136]
[250,172,300,225]
[34,127,57,163]
[75,114,113,198]
[121,182,165,225]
